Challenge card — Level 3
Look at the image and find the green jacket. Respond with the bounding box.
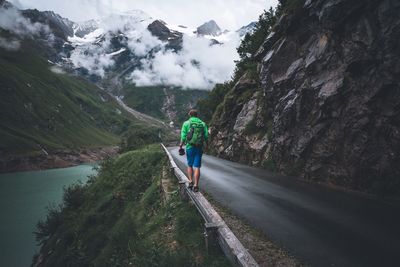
[181,117,208,149]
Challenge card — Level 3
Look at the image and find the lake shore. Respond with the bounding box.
[0,164,96,267]
[0,146,118,173]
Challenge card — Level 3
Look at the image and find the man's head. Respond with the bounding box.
[188,109,198,117]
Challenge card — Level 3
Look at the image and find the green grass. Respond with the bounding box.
[0,43,144,155]
[34,145,231,267]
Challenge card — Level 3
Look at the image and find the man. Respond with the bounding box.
[179,109,208,192]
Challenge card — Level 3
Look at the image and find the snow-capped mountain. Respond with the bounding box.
[237,21,257,37]
[73,19,100,38]
[1,1,254,90]
[60,12,243,89]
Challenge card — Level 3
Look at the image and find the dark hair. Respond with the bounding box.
[188,109,198,117]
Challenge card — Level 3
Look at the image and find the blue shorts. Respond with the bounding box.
[186,147,203,168]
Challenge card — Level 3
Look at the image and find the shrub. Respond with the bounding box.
[34,204,62,244]
[119,126,161,152]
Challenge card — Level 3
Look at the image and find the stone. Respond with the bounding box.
[209,0,400,195]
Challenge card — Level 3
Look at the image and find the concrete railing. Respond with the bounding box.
[161,144,259,267]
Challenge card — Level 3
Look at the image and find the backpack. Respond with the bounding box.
[186,121,205,146]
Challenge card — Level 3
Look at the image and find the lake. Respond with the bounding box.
[0,165,97,267]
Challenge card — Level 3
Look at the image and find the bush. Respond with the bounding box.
[119,126,162,152]
[34,204,62,245]
[63,182,86,209]
[34,145,230,267]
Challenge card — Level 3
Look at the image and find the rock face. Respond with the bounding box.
[209,0,400,195]
[73,19,99,38]
[147,20,183,50]
[0,0,12,8]
[22,9,75,39]
[196,20,222,36]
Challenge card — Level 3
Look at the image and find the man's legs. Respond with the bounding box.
[193,167,200,187]
[186,148,194,187]
[193,147,202,189]
[187,167,193,183]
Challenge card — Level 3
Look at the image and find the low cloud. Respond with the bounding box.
[130,33,240,89]
[0,36,21,50]
[0,6,50,36]
[68,11,161,77]
[0,5,51,50]
[50,65,65,74]
[69,37,115,77]
[68,12,240,89]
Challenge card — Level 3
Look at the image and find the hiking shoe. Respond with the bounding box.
[193,186,199,192]
[188,181,194,190]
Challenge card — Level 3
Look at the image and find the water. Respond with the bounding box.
[0,165,97,267]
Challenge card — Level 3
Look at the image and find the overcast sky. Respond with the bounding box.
[10,0,279,30]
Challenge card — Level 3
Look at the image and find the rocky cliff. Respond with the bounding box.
[209,0,400,195]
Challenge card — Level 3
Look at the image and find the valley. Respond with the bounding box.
[1,0,399,266]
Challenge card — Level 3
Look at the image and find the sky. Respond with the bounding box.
[10,0,279,30]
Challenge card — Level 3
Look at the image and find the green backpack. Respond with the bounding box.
[186,121,205,146]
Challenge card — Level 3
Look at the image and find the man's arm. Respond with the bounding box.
[180,121,188,148]
[204,122,209,141]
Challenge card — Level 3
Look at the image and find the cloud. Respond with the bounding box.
[0,4,51,50]
[129,33,241,89]
[68,13,161,77]
[0,6,50,37]
[0,36,21,50]
[68,11,240,88]
[69,36,115,77]
[49,65,66,74]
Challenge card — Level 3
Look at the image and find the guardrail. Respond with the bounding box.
[161,144,259,267]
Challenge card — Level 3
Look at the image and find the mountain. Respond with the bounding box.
[237,21,257,37]
[73,19,99,38]
[121,85,207,125]
[147,19,183,50]
[0,3,173,171]
[0,0,12,8]
[0,2,254,165]
[206,0,400,196]
[22,9,75,39]
[196,20,222,36]
[0,42,138,156]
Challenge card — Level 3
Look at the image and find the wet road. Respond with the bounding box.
[168,147,400,267]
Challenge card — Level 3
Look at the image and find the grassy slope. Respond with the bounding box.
[0,43,141,155]
[122,85,208,125]
[34,145,231,266]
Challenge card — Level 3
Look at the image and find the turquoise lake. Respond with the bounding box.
[0,165,97,267]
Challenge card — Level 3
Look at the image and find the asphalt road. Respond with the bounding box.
[168,147,400,267]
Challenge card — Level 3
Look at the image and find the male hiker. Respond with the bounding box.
[179,109,208,192]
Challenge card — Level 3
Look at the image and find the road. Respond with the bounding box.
[114,96,166,128]
[168,147,400,267]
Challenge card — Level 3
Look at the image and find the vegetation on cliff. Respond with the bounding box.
[33,145,230,266]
